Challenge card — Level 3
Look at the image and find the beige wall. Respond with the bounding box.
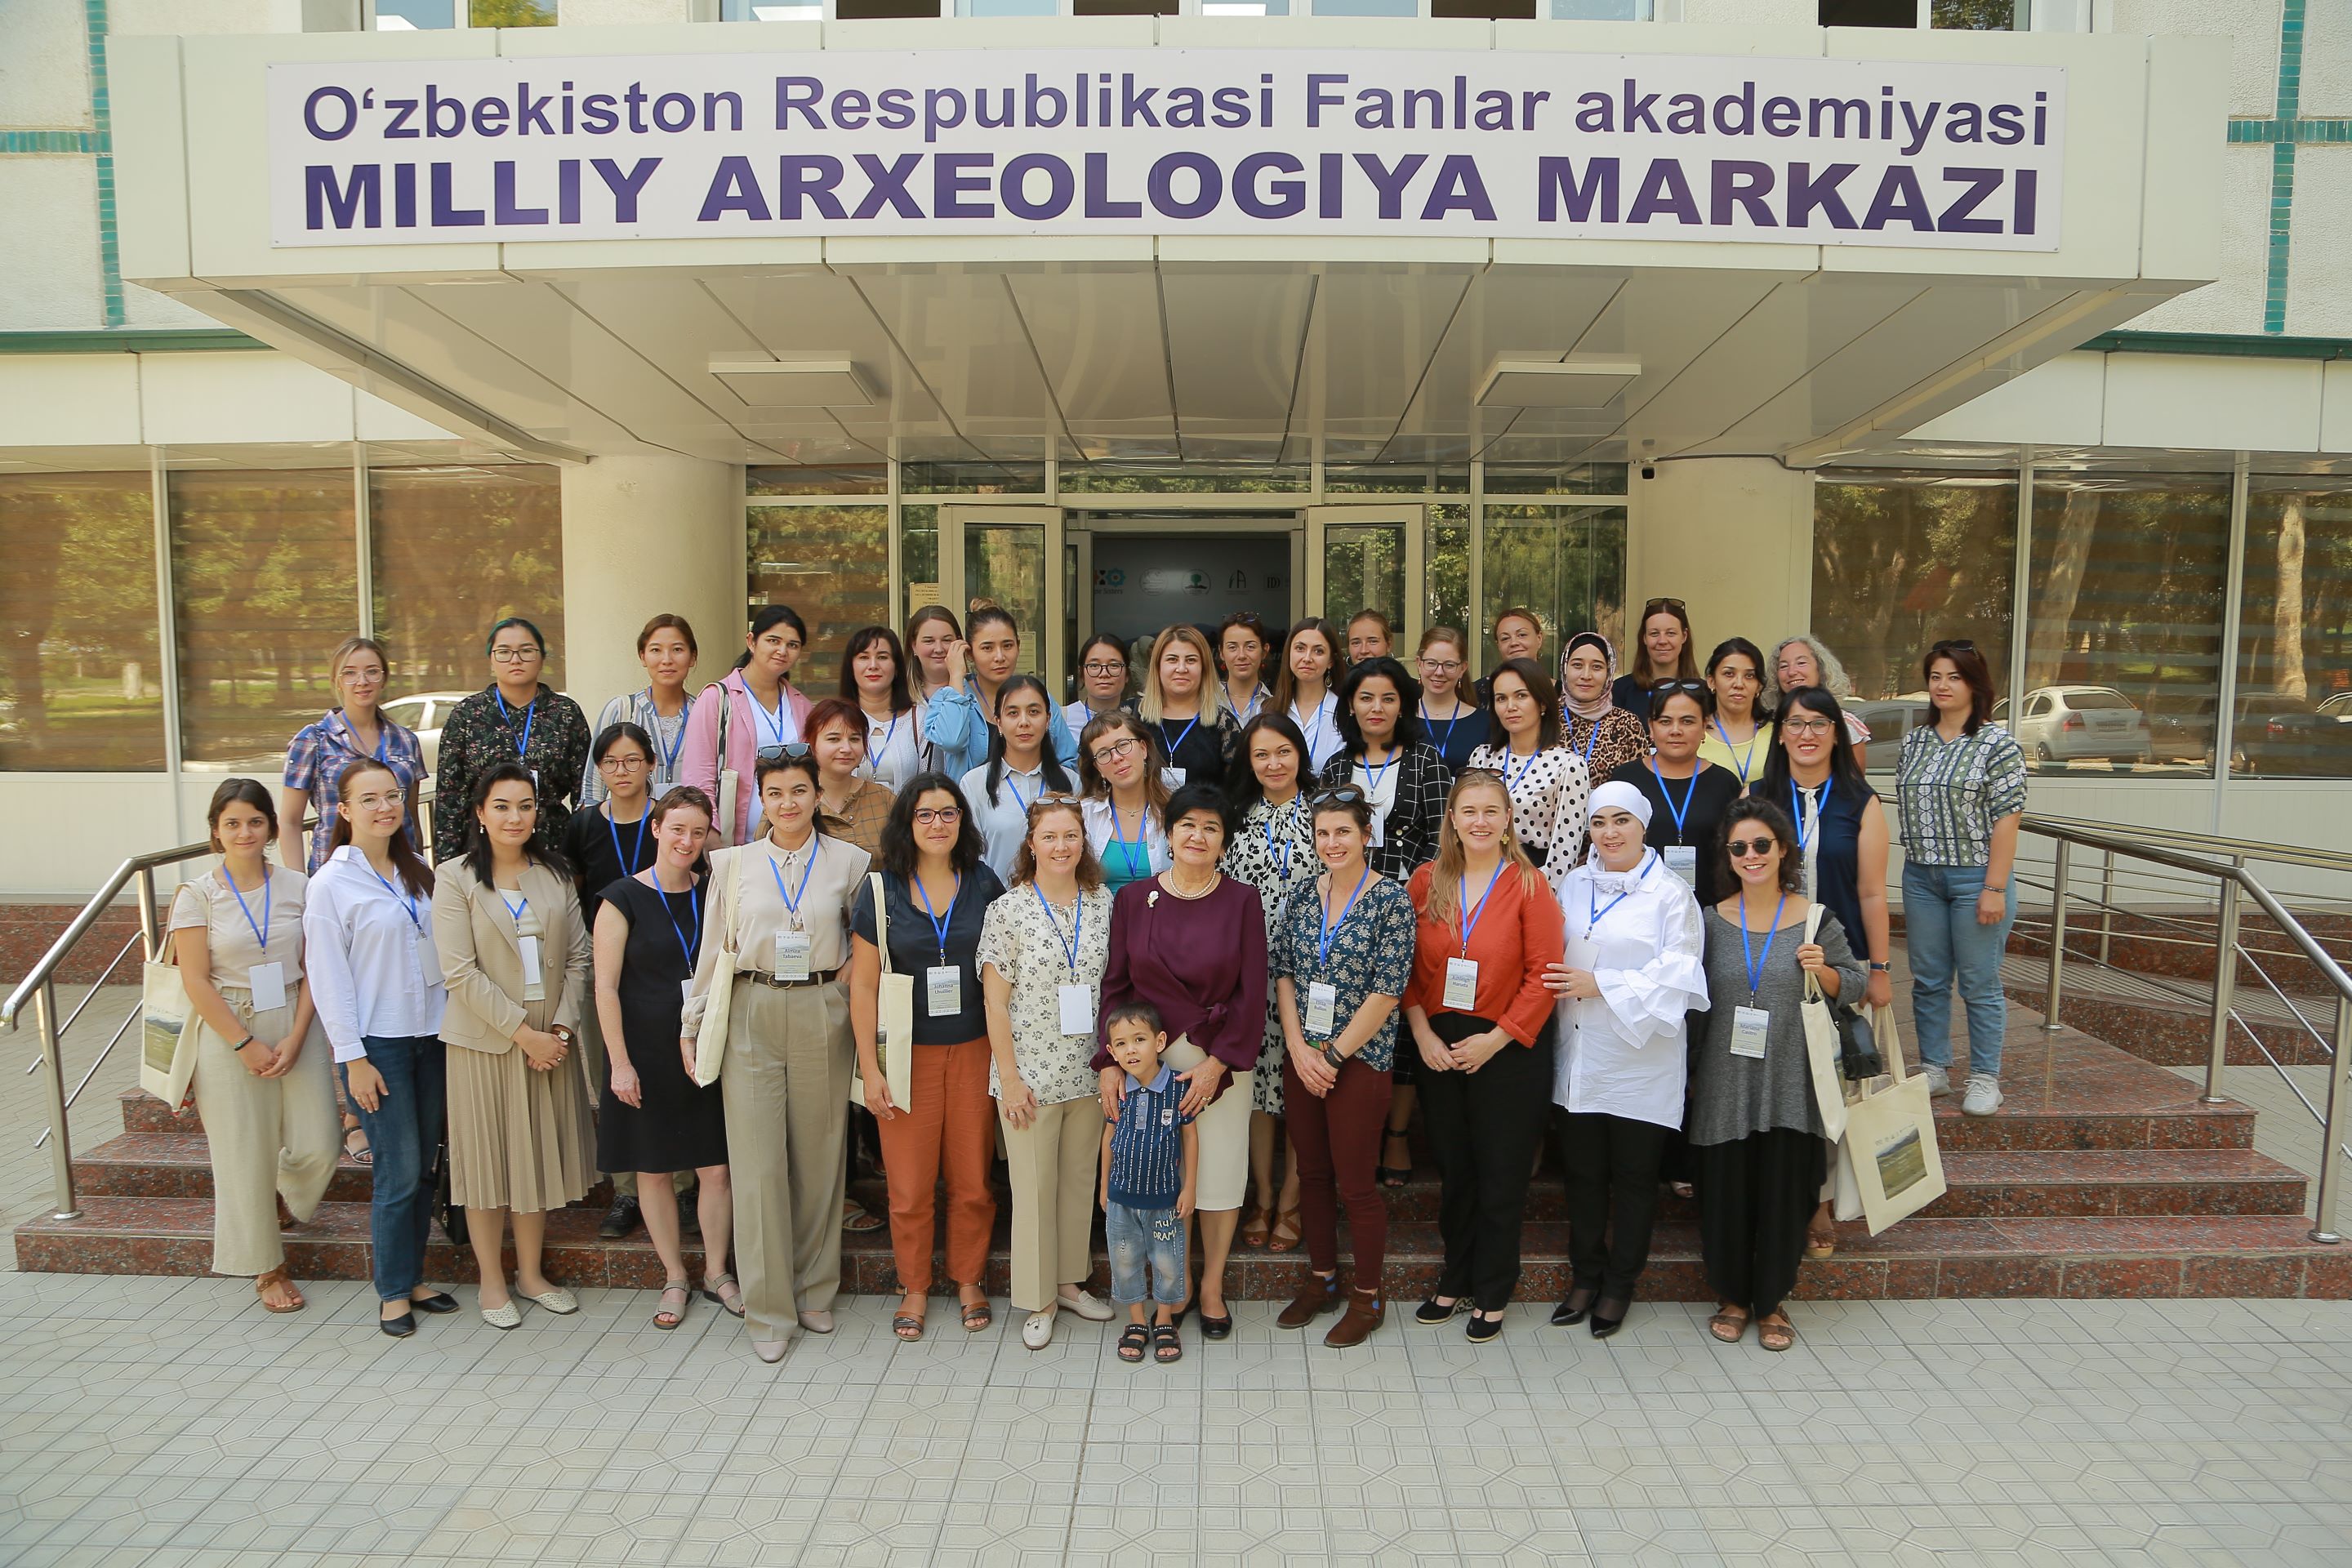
[1625,457,1815,670]
[558,453,742,728]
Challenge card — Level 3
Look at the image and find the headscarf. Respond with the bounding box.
[1561,632,1618,724]
[1587,779,1654,830]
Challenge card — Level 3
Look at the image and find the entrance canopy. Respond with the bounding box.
[109,19,2223,474]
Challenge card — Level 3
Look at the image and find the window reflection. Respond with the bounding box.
[746,505,890,693]
[1478,503,1626,674]
[1320,522,1406,634]
[2235,479,2352,779]
[0,473,164,771]
[370,466,565,699]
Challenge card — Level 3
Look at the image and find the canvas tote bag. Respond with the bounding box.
[689,847,744,1089]
[1832,1001,1948,1234]
[138,928,198,1113]
[1798,903,1850,1145]
[849,871,916,1111]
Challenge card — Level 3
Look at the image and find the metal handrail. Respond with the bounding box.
[2024,813,2352,877]
[2025,816,2352,1245]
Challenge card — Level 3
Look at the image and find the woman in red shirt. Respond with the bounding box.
[1400,769,1566,1342]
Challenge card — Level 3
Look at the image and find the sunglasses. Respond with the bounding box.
[1726,837,1780,858]
[1311,787,1366,807]
[756,742,811,762]
[1642,598,1686,614]
[1652,679,1708,695]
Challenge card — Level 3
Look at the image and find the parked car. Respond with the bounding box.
[1997,686,2153,767]
[1846,697,1925,768]
[381,691,472,776]
[2232,692,2352,777]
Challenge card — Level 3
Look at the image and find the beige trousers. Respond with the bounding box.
[999,1095,1102,1312]
[189,996,340,1277]
[719,977,853,1342]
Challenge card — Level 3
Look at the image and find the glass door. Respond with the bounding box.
[941,506,1065,687]
[1306,505,1423,652]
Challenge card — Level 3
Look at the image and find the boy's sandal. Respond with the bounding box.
[1267,1205,1303,1254]
[1707,1306,1749,1343]
[653,1279,690,1330]
[701,1273,745,1317]
[892,1313,924,1342]
[254,1267,304,1313]
[1757,1314,1795,1352]
[1117,1324,1150,1362]
[840,1199,885,1233]
[342,1125,374,1166]
[1152,1322,1183,1362]
[960,1297,992,1332]
[1240,1204,1273,1250]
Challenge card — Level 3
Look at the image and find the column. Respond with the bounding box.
[560,453,741,723]
[1627,457,1816,659]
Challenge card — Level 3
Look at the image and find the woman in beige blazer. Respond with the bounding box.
[434,761,597,1328]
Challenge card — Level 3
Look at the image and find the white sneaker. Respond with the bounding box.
[1022,1309,1056,1350]
[1058,1290,1116,1322]
[1919,1063,1952,1097]
[1962,1075,2003,1117]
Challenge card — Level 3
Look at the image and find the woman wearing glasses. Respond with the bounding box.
[1414,626,1486,777]
[283,635,426,875]
[1134,624,1232,786]
[1272,617,1347,775]
[962,675,1077,879]
[978,795,1119,1349]
[1613,597,1699,717]
[1561,633,1652,787]
[1220,713,1319,1252]
[680,605,815,849]
[1078,711,1173,894]
[852,773,1007,1342]
[430,617,591,865]
[1465,657,1592,873]
[1067,632,1135,737]
[1216,613,1275,729]
[924,606,1080,780]
[583,615,700,809]
[1696,638,1774,790]
[1771,636,1872,768]
[840,625,929,793]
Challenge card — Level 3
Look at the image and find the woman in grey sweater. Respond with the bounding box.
[1689,796,1864,1353]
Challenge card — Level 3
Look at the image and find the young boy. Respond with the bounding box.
[1099,1003,1198,1365]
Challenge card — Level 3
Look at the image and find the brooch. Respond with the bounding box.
[1147,890,1160,908]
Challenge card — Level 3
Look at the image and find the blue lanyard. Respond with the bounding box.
[751,681,791,749]
[768,840,817,926]
[646,690,688,773]
[492,688,536,763]
[1293,697,1331,770]
[366,862,423,932]
[1792,777,1832,852]
[1716,719,1761,784]
[1232,684,1266,724]
[335,710,389,764]
[1109,804,1149,873]
[226,871,272,956]
[866,711,898,773]
[1005,768,1040,813]
[607,806,648,875]
[660,879,702,970]
[1033,884,1084,977]
[1316,864,1371,969]
[1650,758,1699,841]
[1588,851,1655,933]
[1358,748,1399,799]
[1499,746,1540,793]
[1740,890,1792,999]
[496,889,529,933]
[1263,810,1294,882]
[1574,715,1601,767]
[1458,862,1504,955]
[1160,714,1200,763]
[914,871,961,965]
[1421,701,1464,755]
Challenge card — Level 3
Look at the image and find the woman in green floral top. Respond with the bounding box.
[430,617,591,865]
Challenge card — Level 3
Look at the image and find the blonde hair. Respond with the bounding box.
[1138,624,1225,726]
[1419,769,1544,929]
[326,635,390,706]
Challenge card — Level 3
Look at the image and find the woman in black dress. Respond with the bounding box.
[590,784,732,1330]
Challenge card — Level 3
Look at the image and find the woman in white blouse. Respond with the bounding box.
[168,780,340,1315]
[843,624,929,792]
[303,757,455,1337]
[961,675,1077,880]
[1271,617,1346,776]
[1077,710,1173,893]
[1544,781,1707,1339]
[979,795,1121,1349]
[1466,657,1593,875]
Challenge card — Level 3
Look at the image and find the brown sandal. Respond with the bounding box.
[255,1267,305,1313]
[1707,1304,1748,1343]
[1267,1204,1303,1254]
[960,1294,992,1332]
[1240,1203,1273,1250]
[1757,1312,1795,1352]
[1806,1219,1839,1261]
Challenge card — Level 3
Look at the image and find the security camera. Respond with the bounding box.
[1640,464,1656,481]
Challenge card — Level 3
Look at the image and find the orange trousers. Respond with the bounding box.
[877,1036,999,1294]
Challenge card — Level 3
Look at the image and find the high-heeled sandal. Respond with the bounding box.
[1240,1203,1274,1250]
[1377,1130,1414,1189]
[1267,1204,1303,1253]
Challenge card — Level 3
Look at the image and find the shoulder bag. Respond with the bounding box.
[1797,903,1850,1144]
[138,893,198,1114]
[705,679,740,846]
[850,871,917,1111]
[689,847,744,1088]
[1831,1001,1947,1233]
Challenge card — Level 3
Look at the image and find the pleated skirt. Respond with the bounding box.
[445,1042,597,1214]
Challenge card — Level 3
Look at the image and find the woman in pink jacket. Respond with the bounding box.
[679,605,815,846]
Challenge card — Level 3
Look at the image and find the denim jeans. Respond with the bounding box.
[1105,1200,1187,1307]
[1903,862,2018,1079]
[353,1035,446,1303]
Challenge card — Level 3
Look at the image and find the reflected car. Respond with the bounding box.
[2233,692,2352,777]
[2000,686,2153,766]
[1846,697,1924,766]
[381,692,472,775]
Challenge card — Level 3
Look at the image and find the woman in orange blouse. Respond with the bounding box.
[1400,769,1566,1341]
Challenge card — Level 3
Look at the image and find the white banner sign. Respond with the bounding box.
[268,47,2065,250]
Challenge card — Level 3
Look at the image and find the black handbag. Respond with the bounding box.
[1834,1000,1885,1081]
[432,1142,468,1247]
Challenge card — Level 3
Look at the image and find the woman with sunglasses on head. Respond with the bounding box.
[583,615,701,810]
[681,751,867,1359]
[1272,617,1347,776]
[430,617,591,865]
[1400,770,1564,1341]
[1897,639,2026,1120]
[1697,638,1774,790]
[1216,612,1275,730]
[591,786,732,1331]
[1220,713,1319,1253]
[905,606,964,707]
[1094,782,1269,1341]
[1134,624,1232,786]
[1614,597,1699,717]
[1612,684,1744,906]
[1771,635,1872,770]
[979,795,1120,1349]
[433,763,596,1330]
[1690,797,1864,1353]
[1414,626,1486,777]
[1078,710,1173,894]
[962,675,1077,880]
[840,625,929,794]
[1560,633,1652,786]
[1066,632,1134,739]
[680,604,815,849]
[852,773,1007,1343]
[804,697,896,858]
[1465,657,1592,875]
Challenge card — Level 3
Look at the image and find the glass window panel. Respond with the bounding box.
[1933,0,2022,26]
[1201,0,1290,12]
[747,464,887,497]
[965,523,1047,677]
[169,470,359,768]
[1313,0,1414,13]
[901,503,942,629]
[1325,466,1441,495]
[1553,0,1648,15]
[747,506,890,694]
[375,0,457,25]
[1059,466,1311,494]
[2025,473,2228,777]
[1481,462,1630,497]
[1427,503,1470,645]
[370,466,566,701]
[2235,479,2352,779]
[469,0,555,21]
[1479,504,1626,669]
[900,461,1046,495]
[0,473,164,772]
[959,0,1058,13]
[1321,521,1407,632]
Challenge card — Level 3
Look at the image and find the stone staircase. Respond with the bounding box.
[17,1009,2348,1303]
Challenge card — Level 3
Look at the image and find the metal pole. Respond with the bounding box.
[2096,849,2114,969]
[2203,872,2243,1105]
[31,982,79,1222]
[2042,838,2070,1031]
[2311,994,2352,1244]
[136,866,160,961]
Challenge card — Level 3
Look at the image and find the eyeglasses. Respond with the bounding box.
[1642,598,1686,615]
[489,646,541,663]
[348,791,404,813]
[756,742,811,762]
[1083,661,1126,677]
[1417,658,1463,675]
[598,755,649,773]
[1310,786,1365,807]
[1031,792,1084,808]
[1934,639,1979,654]
[1089,737,1141,766]
[1781,719,1835,736]
[1726,838,1780,858]
[912,806,963,826]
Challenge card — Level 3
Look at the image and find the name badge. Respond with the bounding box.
[774,930,813,983]
[1161,1105,1176,1127]
[247,961,287,1014]
[1304,980,1339,1037]
[682,978,695,1005]
[519,934,545,1002]
[1731,1004,1771,1059]
[1166,767,1187,785]
[1367,808,1388,849]
[1442,956,1479,1010]
[1664,845,1698,887]
[927,964,962,1018]
[1058,982,1095,1037]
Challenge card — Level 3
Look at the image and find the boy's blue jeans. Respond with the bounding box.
[1106,1200,1187,1307]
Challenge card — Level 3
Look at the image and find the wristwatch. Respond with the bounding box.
[1869,962,1891,973]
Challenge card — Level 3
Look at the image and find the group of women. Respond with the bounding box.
[167,593,2025,1359]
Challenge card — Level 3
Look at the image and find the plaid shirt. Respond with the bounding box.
[283,710,426,873]
[1895,722,2029,866]
[820,777,895,858]
[1318,742,1450,880]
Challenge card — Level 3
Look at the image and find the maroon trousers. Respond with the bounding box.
[1283,1054,1392,1289]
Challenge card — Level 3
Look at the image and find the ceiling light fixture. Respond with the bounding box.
[1475,357,1642,409]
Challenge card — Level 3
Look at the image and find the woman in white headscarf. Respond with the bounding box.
[1543,780,1706,1339]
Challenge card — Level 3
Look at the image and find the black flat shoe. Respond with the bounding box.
[379,1311,416,1339]
[1590,1298,1630,1339]
[1199,1311,1233,1341]
[409,1291,459,1314]
[1551,1289,1597,1328]
[1415,1296,1462,1326]
[1465,1311,1503,1343]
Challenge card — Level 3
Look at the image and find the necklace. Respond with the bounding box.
[1160,869,1219,900]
